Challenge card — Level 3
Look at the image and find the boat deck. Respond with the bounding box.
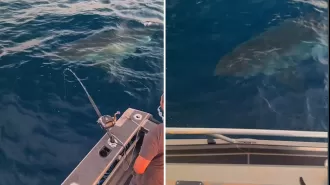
[166,128,328,185]
[167,163,327,185]
[61,108,159,185]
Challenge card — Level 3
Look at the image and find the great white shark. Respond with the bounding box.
[214,17,328,83]
[54,22,158,65]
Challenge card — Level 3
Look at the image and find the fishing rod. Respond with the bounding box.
[63,68,142,172]
[63,68,121,145]
[63,68,163,148]
[64,68,164,122]
[64,68,102,117]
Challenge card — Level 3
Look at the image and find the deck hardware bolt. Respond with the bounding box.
[133,114,142,120]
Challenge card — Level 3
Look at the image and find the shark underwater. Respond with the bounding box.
[54,22,156,65]
[214,16,328,84]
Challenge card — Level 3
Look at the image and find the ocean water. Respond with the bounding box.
[0,0,163,184]
[166,0,328,133]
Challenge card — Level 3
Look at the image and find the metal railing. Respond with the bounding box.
[166,127,328,141]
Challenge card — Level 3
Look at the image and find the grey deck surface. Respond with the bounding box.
[166,163,328,185]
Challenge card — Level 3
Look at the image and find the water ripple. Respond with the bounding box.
[0,0,163,184]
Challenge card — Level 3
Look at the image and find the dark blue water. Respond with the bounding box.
[0,0,163,184]
[166,0,328,132]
